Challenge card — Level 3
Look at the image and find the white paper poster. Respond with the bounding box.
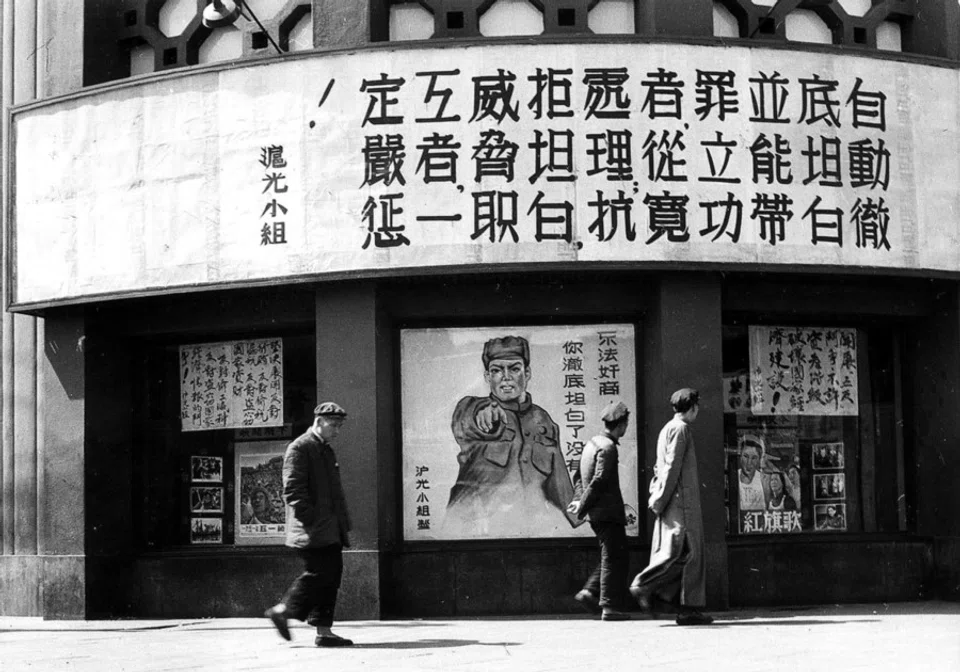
[180,338,283,431]
[749,326,857,415]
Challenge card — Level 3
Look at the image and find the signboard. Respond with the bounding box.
[400,323,639,540]
[180,338,283,431]
[10,42,960,307]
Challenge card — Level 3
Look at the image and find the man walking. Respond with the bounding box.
[630,388,713,626]
[265,402,354,646]
[569,400,631,621]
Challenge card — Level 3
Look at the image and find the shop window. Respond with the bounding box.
[136,333,316,549]
[722,323,902,537]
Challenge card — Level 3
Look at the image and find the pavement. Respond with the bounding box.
[1,602,958,672]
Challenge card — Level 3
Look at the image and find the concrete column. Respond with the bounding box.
[907,0,960,61]
[905,285,960,599]
[636,0,714,37]
[643,274,728,609]
[315,282,380,618]
[38,315,85,618]
[314,0,371,49]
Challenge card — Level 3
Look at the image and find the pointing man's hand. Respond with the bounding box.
[476,402,508,433]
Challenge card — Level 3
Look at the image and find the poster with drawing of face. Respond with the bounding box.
[235,441,289,545]
[401,324,638,541]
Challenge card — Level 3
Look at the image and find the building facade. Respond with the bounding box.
[1,0,959,619]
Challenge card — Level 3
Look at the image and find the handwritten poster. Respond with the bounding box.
[180,338,283,431]
[749,326,857,416]
[400,323,638,541]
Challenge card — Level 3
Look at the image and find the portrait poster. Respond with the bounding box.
[401,323,639,541]
[190,517,222,544]
[190,456,223,482]
[234,441,288,545]
[180,338,283,432]
[731,426,805,534]
[749,326,858,416]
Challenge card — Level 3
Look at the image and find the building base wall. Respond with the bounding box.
[728,540,934,607]
[0,555,84,618]
[933,537,960,601]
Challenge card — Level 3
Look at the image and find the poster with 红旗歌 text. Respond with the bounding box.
[180,338,283,431]
[748,326,857,416]
[401,324,638,541]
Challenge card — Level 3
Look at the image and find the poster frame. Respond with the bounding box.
[233,440,289,547]
[395,314,644,547]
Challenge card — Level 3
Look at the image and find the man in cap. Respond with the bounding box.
[265,402,354,647]
[629,388,713,626]
[568,400,632,621]
[445,335,579,537]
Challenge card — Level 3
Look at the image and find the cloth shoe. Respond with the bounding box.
[574,589,601,614]
[264,606,291,641]
[601,609,631,621]
[315,634,354,647]
[629,586,674,617]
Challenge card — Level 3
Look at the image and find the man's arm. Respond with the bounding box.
[578,443,615,519]
[282,442,315,527]
[648,424,689,516]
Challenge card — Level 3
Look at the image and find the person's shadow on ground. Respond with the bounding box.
[292,639,521,649]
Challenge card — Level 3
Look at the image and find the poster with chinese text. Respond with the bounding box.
[749,326,857,416]
[180,338,283,431]
[235,441,288,545]
[401,324,638,540]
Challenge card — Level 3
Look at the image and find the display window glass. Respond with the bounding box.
[722,323,902,536]
[135,332,316,549]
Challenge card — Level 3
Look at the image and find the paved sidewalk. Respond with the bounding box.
[1,602,958,672]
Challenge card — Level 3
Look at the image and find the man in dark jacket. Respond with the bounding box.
[568,400,631,621]
[265,402,353,647]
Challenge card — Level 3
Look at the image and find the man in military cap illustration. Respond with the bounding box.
[445,335,580,538]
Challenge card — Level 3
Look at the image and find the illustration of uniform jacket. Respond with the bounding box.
[446,394,580,533]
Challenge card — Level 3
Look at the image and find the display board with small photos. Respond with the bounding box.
[189,455,224,544]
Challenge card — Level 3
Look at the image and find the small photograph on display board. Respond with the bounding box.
[814,504,847,531]
[814,473,846,501]
[190,517,223,544]
[190,456,223,482]
[812,442,845,469]
[190,487,223,513]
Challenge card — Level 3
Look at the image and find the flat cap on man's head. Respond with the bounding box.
[482,336,530,367]
[670,387,700,413]
[314,401,347,418]
[600,400,630,423]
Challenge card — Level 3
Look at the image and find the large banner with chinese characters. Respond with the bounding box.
[400,324,638,540]
[180,338,283,431]
[748,326,858,415]
[10,43,960,307]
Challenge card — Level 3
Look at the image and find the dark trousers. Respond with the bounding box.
[583,521,628,608]
[283,545,343,628]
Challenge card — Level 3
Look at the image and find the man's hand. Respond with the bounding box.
[476,402,508,433]
[567,500,581,516]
